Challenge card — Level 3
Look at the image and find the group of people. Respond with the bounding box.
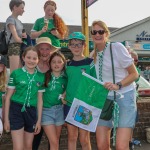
[0,0,139,150]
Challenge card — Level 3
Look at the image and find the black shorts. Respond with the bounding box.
[9,101,37,133]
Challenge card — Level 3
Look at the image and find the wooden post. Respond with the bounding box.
[81,0,89,57]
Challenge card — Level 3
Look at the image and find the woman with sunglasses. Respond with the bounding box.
[90,20,138,150]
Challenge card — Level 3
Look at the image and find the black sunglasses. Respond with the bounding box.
[91,30,105,35]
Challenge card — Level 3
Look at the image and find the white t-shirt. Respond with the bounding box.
[95,42,136,95]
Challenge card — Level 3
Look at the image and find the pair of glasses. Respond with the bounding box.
[91,30,105,35]
[69,43,83,48]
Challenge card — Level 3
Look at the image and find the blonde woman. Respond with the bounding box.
[91,20,138,150]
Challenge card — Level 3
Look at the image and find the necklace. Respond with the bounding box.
[21,67,37,112]
[97,42,108,81]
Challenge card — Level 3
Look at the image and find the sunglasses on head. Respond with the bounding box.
[91,30,105,35]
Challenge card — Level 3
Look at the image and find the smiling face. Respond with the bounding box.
[38,43,54,62]
[91,20,110,46]
[50,55,65,74]
[69,39,85,57]
[91,24,108,45]
[23,50,39,71]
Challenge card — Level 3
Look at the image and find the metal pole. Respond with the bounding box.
[81,0,89,57]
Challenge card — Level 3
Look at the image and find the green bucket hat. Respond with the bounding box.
[68,32,85,41]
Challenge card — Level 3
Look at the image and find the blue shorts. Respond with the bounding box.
[97,89,137,129]
[9,101,37,133]
[41,105,64,126]
[64,104,70,120]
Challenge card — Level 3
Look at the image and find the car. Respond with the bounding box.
[137,76,150,97]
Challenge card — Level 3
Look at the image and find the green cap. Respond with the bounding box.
[68,32,85,40]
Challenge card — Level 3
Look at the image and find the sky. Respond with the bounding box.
[0,0,150,28]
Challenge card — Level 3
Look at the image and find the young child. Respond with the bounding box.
[40,51,67,150]
[0,55,7,137]
[4,46,45,150]
[64,32,96,150]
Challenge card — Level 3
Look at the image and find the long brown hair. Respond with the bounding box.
[44,0,69,39]
[91,20,110,63]
[0,66,7,92]
[44,51,66,87]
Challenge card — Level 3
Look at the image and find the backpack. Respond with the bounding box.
[0,28,12,55]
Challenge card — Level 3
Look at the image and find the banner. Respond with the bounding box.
[86,0,98,8]
[65,72,109,132]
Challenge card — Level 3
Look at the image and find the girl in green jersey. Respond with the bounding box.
[4,46,45,150]
[40,51,67,150]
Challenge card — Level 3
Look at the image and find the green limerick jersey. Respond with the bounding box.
[43,73,67,108]
[8,68,45,107]
[31,17,60,47]
[66,58,96,106]
[0,92,5,108]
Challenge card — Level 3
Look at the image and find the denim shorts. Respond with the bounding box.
[41,105,64,126]
[97,89,137,129]
[9,101,37,133]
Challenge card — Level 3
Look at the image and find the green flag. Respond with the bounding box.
[65,72,109,132]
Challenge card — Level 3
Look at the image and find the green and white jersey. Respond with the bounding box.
[66,58,96,106]
[31,17,60,47]
[8,67,45,107]
[43,73,67,108]
[0,91,5,108]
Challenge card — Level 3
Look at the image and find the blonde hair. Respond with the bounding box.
[91,20,110,63]
[0,67,7,92]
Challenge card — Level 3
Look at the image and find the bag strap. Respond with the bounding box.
[110,43,116,100]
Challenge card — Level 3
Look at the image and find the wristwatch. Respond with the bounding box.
[116,82,122,90]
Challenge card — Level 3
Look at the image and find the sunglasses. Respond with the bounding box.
[91,30,105,35]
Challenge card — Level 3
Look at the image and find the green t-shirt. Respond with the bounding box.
[0,92,5,108]
[8,68,45,107]
[43,73,67,108]
[32,17,60,47]
[65,58,96,106]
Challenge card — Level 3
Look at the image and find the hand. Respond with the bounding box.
[22,32,27,38]
[34,121,41,135]
[4,120,10,133]
[41,26,48,33]
[50,29,58,36]
[104,82,119,91]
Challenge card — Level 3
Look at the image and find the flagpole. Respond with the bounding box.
[81,0,89,57]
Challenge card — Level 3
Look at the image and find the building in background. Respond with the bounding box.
[110,16,150,71]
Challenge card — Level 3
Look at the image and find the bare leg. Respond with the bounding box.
[9,55,22,74]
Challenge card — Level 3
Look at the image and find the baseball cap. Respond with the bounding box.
[68,32,85,41]
[0,55,7,66]
[35,37,60,51]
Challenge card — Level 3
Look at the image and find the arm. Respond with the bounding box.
[30,26,47,39]
[4,88,14,132]
[104,64,139,91]
[8,24,22,43]
[50,29,64,40]
[34,92,43,135]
